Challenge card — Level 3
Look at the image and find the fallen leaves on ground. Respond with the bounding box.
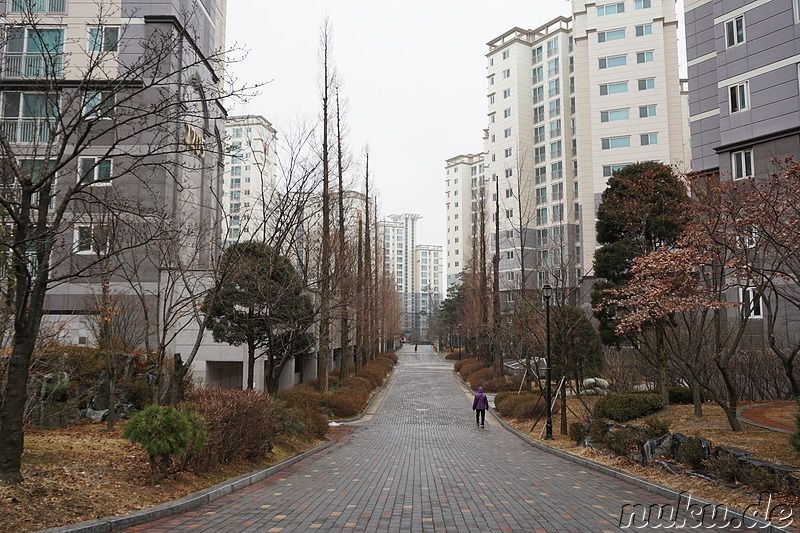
[0,420,323,533]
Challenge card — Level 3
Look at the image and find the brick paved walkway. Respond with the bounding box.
[121,346,772,532]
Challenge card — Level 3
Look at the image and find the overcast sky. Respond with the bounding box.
[225,1,574,247]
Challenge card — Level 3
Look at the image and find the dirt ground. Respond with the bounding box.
[0,421,323,533]
[505,399,800,526]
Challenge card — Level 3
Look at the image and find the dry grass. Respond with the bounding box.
[0,421,323,533]
[503,399,800,524]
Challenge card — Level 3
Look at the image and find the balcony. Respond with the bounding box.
[0,118,55,143]
[3,53,63,78]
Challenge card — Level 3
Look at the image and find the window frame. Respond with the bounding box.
[78,156,112,186]
[725,15,745,47]
[87,26,120,53]
[729,81,749,113]
[731,148,753,180]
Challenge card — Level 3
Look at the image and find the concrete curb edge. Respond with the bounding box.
[35,439,337,533]
[737,403,794,435]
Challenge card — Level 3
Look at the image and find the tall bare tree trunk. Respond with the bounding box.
[335,89,350,380]
[492,176,502,375]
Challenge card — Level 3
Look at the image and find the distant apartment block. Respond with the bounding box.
[685,0,800,178]
[444,153,485,288]
[381,214,442,341]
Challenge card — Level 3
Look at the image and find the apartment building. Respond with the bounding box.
[0,1,227,346]
[444,153,485,288]
[414,244,443,341]
[685,0,800,177]
[573,0,690,274]
[447,1,689,302]
[222,115,278,247]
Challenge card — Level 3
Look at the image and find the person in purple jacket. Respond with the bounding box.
[473,386,489,427]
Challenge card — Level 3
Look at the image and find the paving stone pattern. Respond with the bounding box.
[122,346,765,532]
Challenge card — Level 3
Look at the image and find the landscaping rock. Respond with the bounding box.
[642,433,671,465]
[654,460,684,475]
[83,407,108,422]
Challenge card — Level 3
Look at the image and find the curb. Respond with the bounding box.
[453,369,781,532]
[737,402,794,435]
[35,440,337,533]
[334,366,398,424]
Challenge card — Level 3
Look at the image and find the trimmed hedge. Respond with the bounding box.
[594,392,665,422]
[494,392,542,419]
[668,386,694,404]
[454,357,478,373]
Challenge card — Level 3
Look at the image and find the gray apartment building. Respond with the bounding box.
[0,0,227,344]
[685,0,800,177]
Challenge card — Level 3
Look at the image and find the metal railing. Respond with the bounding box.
[0,118,56,143]
[3,53,63,78]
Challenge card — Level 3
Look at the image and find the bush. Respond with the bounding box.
[454,357,478,374]
[122,404,204,485]
[683,436,706,469]
[342,376,371,394]
[605,427,640,457]
[703,455,737,483]
[277,386,322,410]
[512,395,547,420]
[322,389,367,419]
[356,366,385,388]
[569,422,586,445]
[444,352,460,360]
[188,389,277,469]
[668,387,694,405]
[467,368,494,387]
[744,465,784,494]
[642,416,672,440]
[495,392,542,419]
[588,418,610,441]
[480,375,523,393]
[458,360,485,380]
[594,392,665,422]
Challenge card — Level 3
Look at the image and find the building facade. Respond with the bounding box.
[222,115,278,247]
[447,0,690,304]
[444,153,485,288]
[685,0,800,178]
[414,244,443,340]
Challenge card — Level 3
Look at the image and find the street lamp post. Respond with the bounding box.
[543,284,553,440]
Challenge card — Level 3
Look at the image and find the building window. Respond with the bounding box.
[547,37,559,57]
[549,99,561,118]
[505,147,513,158]
[506,209,514,218]
[598,29,626,42]
[502,49,510,60]
[83,91,115,118]
[536,187,547,205]
[552,182,564,201]
[533,65,544,84]
[550,140,562,159]
[601,136,631,149]
[740,287,762,318]
[600,81,628,95]
[534,125,545,144]
[10,0,66,12]
[597,2,625,15]
[505,168,513,178]
[533,105,545,123]
[503,107,512,118]
[6,27,65,78]
[504,127,512,138]
[601,109,629,122]
[78,157,112,185]
[730,82,749,113]
[635,24,653,36]
[635,0,651,8]
[506,251,514,259]
[536,208,548,225]
[505,188,514,198]
[533,46,543,64]
[549,119,561,139]
[503,68,511,79]
[533,85,544,104]
[547,58,560,77]
[534,146,546,164]
[231,166,242,176]
[640,133,658,145]
[726,16,745,47]
[88,26,119,52]
[535,166,547,183]
[636,50,654,63]
[599,55,627,69]
[489,94,495,105]
[552,204,563,222]
[638,78,656,90]
[75,224,108,254]
[639,105,657,117]
[548,79,560,97]
[732,149,753,180]
[503,88,512,98]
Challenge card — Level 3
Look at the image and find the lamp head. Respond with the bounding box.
[542,284,552,300]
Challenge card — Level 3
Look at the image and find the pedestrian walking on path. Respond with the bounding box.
[473,386,488,427]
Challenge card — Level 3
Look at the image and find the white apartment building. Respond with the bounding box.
[444,153,485,288]
[573,0,690,273]
[447,1,689,302]
[414,244,443,340]
[381,214,419,336]
[222,115,278,247]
